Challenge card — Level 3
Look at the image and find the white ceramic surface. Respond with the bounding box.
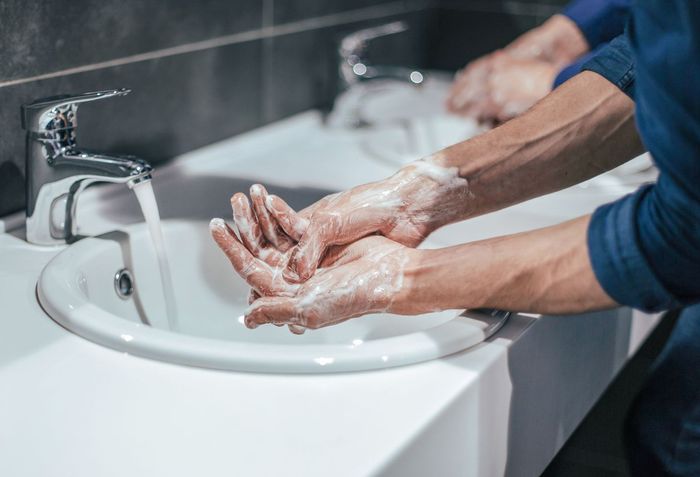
[38,220,508,373]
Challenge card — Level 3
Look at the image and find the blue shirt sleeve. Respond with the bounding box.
[582,33,635,98]
[553,45,605,88]
[563,0,632,49]
[588,184,692,312]
[586,0,700,312]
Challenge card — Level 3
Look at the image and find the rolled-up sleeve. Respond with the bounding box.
[563,0,631,49]
[581,33,635,98]
[553,45,605,88]
[555,0,632,90]
[587,180,700,312]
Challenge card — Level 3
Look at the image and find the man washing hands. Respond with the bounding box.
[212,43,646,333]
[210,1,700,473]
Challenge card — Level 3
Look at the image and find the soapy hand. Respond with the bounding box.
[446,14,588,123]
[447,51,557,123]
[211,156,469,332]
[502,14,589,66]
[267,156,470,282]
[210,216,412,333]
[224,184,318,308]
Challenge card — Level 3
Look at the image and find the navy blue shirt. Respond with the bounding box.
[583,1,700,311]
[564,0,631,47]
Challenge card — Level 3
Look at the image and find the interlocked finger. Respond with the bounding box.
[210,218,293,296]
[230,193,266,255]
[250,184,295,251]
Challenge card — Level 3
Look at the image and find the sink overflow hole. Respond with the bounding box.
[114,268,134,299]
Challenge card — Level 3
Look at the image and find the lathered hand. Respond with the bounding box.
[266,156,469,282]
[502,14,589,66]
[210,216,412,333]
[447,52,557,123]
[446,14,587,122]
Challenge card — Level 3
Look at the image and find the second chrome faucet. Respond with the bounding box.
[329,22,426,128]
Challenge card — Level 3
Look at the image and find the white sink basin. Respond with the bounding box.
[38,220,509,373]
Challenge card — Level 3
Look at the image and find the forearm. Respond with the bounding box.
[394,215,616,315]
[427,71,643,226]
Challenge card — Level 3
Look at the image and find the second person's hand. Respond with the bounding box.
[448,52,558,122]
[446,14,589,122]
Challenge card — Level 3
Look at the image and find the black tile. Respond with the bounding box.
[0,40,263,217]
[426,8,544,71]
[263,27,333,122]
[0,0,262,82]
[361,10,438,69]
[272,0,407,25]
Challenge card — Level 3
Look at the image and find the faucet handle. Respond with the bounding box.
[21,88,131,133]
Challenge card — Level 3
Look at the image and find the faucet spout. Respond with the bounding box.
[56,150,153,186]
[26,150,154,245]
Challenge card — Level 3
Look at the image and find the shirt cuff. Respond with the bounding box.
[563,0,631,48]
[587,186,682,312]
[553,46,605,88]
[582,33,635,98]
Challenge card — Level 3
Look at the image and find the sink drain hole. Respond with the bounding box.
[114,268,134,299]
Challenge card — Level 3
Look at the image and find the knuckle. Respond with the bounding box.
[299,307,322,329]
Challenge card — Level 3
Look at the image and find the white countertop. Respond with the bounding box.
[0,112,658,477]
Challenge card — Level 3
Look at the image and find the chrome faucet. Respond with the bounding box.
[337,21,424,89]
[329,21,426,128]
[23,89,153,245]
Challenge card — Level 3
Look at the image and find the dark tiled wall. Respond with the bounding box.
[0,0,559,217]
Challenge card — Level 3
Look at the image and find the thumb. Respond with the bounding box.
[264,194,309,241]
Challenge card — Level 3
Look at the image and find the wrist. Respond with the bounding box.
[389,245,490,315]
[389,247,432,315]
[390,155,473,236]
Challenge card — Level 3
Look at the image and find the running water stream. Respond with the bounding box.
[131,181,179,330]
